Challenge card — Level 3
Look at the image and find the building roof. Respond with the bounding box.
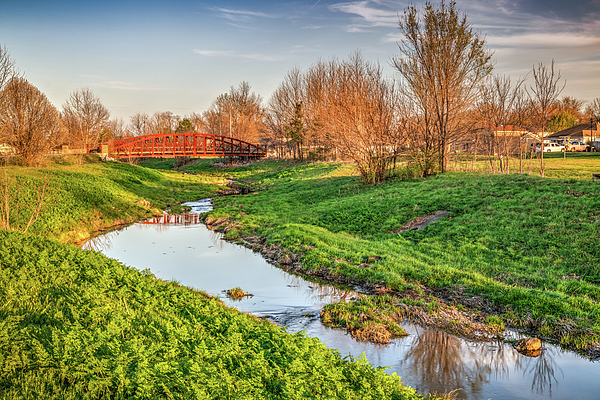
[547,123,591,138]
[492,125,528,132]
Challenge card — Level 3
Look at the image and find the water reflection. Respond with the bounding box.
[281,273,357,305]
[526,347,563,396]
[85,229,117,252]
[399,326,570,399]
[142,213,203,226]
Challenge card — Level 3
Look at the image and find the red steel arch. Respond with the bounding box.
[111,133,266,158]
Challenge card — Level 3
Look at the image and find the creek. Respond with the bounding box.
[84,199,600,400]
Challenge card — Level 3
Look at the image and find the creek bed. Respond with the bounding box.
[84,200,600,400]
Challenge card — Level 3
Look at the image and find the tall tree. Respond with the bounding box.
[392,0,493,174]
[556,96,585,122]
[266,66,305,158]
[147,111,180,134]
[0,45,19,99]
[106,117,130,141]
[0,45,21,138]
[129,112,150,137]
[62,88,110,152]
[477,74,525,173]
[285,103,306,160]
[203,82,264,142]
[324,53,401,183]
[525,60,565,177]
[584,98,600,122]
[185,112,205,133]
[0,78,65,166]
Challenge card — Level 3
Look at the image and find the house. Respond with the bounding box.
[453,125,530,155]
[546,122,600,145]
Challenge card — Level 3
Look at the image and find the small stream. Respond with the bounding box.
[84,200,600,400]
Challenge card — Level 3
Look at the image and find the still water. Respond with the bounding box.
[84,200,600,400]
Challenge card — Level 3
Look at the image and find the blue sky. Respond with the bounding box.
[1,0,599,119]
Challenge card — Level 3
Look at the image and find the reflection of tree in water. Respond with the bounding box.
[207,229,225,251]
[282,273,355,305]
[83,230,118,252]
[523,346,563,396]
[401,327,564,399]
[402,328,516,399]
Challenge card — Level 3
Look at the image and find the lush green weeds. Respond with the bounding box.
[196,159,600,350]
[321,296,408,344]
[226,287,254,301]
[0,230,422,399]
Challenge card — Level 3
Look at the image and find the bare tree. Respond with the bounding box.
[129,112,150,136]
[556,96,585,122]
[0,45,19,97]
[266,66,305,158]
[477,74,526,173]
[584,98,600,121]
[185,112,205,132]
[324,53,401,183]
[392,0,493,174]
[0,78,65,166]
[147,111,180,134]
[0,45,21,138]
[107,117,130,140]
[203,82,264,142]
[303,59,336,159]
[62,87,110,154]
[525,60,565,177]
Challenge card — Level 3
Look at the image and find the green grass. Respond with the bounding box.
[2,155,227,242]
[192,158,600,350]
[449,151,600,180]
[0,230,421,399]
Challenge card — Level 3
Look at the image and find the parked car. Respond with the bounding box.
[535,142,565,152]
[565,141,591,152]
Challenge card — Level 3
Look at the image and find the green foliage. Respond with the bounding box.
[202,159,600,348]
[285,103,306,161]
[322,296,408,344]
[175,118,195,133]
[548,111,578,132]
[0,230,422,399]
[484,315,505,331]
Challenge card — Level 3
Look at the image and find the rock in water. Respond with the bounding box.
[516,338,542,353]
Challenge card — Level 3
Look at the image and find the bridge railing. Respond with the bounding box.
[110,133,266,158]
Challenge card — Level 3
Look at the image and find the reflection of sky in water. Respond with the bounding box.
[86,220,600,400]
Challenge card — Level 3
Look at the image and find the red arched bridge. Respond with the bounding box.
[110,133,266,158]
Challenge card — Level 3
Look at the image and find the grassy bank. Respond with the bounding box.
[0,156,426,399]
[182,157,600,353]
[2,155,226,243]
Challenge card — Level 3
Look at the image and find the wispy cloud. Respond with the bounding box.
[285,45,324,54]
[488,33,600,49]
[329,1,398,29]
[302,24,323,30]
[79,75,162,91]
[209,7,274,22]
[193,49,283,62]
[193,50,234,57]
